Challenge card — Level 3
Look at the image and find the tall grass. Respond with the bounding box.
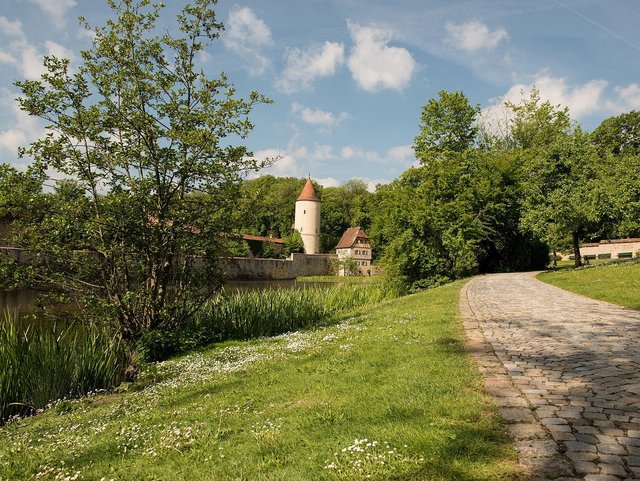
[139,283,404,361]
[0,316,127,422]
[198,283,403,341]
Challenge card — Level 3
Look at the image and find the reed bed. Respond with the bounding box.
[195,283,403,342]
[0,318,127,422]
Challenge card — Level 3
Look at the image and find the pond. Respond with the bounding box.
[0,280,335,315]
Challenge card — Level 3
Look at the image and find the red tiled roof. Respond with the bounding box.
[242,234,284,244]
[335,226,369,249]
[296,178,320,202]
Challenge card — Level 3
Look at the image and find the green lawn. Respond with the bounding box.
[538,260,640,310]
[0,281,525,481]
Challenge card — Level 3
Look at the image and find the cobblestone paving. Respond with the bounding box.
[460,272,640,481]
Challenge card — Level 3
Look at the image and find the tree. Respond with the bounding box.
[519,128,600,267]
[414,90,480,162]
[333,256,359,276]
[320,179,373,252]
[371,90,548,288]
[2,0,269,351]
[283,230,304,256]
[592,111,640,156]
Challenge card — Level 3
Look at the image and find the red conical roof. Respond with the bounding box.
[296,178,320,202]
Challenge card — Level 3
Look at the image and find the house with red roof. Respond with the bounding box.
[335,226,372,275]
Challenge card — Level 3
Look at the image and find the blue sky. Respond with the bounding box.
[1,0,639,189]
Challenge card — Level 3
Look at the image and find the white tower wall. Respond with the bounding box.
[294,200,321,254]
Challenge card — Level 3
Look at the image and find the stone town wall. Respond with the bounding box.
[0,246,337,281]
[221,253,337,280]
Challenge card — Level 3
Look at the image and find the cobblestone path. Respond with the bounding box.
[461,272,640,481]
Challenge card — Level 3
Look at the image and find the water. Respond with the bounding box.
[1,281,335,314]
[0,288,40,315]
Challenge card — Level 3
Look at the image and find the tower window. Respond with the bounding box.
[304,210,306,214]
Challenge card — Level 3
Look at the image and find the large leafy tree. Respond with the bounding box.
[509,90,602,267]
[372,90,547,288]
[591,112,640,238]
[414,90,480,162]
[2,0,269,344]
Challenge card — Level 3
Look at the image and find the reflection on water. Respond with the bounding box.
[0,288,39,315]
[1,281,335,314]
[223,280,332,294]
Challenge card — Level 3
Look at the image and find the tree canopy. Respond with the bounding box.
[0,0,269,353]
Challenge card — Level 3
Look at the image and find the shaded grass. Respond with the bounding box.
[538,259,640,310]
[0,281,526,480]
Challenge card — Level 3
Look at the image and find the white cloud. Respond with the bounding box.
[613,84,640,110]
[445,20,508,52]
[316,177,340,188]
[224,6,273,76]
[275,41,345,93]
[340,144,415,165]
[347,21,416,92]
[482,72,608,128]
[27,0,77,29]
[0,88,44,160]
[0,16,24,38]
[291,102,350,128]
[363,178,389,192]
[386,145,415,165]
[0,39,75,80]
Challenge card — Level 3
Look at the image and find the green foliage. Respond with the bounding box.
[414,89,480,161]
[333,256,359,276]
[0,316,127,421]
[3,0,270,348]
[372,91,549,288]
[283,229,305,255]
[592,110,640,156]
[320,179,373,252]
[235,176,307,239]
[138,283,403,361]
[234,176,373,254]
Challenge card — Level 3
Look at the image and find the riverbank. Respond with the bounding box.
[0,280,525,480]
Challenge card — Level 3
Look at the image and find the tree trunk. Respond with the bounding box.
[572,231,582,268]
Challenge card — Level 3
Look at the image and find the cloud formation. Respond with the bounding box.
[0,88,44,160]
[480,73,640,134]
[0,37,74,80]
[224,6,273,76]
[0,16,24,38]
[445,20,508,52]
[275,41,345,93]
[291,102,349,128]
[347,22,416,92]
[613,84,640,110]
[27,0,76,28]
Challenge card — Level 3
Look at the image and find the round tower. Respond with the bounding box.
[294,178,321,254]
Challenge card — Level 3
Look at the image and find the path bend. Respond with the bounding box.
[461,272,640,481]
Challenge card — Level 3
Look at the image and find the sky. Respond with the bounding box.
[1,0,639,190]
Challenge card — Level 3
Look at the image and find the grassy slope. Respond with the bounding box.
[538,260,640,310]
[0,281,524,481]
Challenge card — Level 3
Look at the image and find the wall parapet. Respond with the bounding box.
[220,253,337,280]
